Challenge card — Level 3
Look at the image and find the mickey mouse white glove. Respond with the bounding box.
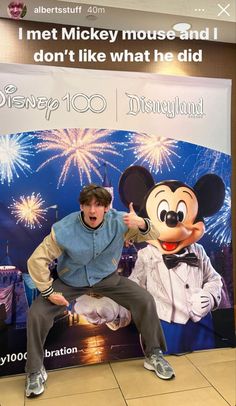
[189,288,214,322]
[106,307,131,331]
[74,295,120,325]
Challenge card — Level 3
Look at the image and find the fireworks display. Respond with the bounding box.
[127,133,180,173]
[36,129,123,187]
[185,148,231,185]
[10,193,47,229]
[2,128,232,246]
[0,133,34,185]
[205,187,232,246]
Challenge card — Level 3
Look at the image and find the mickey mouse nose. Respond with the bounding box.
[166,211,178,227]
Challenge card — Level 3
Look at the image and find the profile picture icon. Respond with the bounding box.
[7,1,27,20]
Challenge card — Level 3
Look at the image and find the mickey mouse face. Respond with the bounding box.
[119,166,225,255]
[146,183,204,254]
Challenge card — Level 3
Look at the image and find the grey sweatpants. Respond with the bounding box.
[25,273,167,373]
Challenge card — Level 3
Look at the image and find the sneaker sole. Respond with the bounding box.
[25,385,45,398]
[144,361,175,380]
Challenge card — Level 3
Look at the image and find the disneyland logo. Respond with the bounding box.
[126,93,204,119]
[0,84,107,120]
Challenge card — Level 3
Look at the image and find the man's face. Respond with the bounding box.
[8,2,23,19]
[80,197,109,228]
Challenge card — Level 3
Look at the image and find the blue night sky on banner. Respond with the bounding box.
[0,129,232,272]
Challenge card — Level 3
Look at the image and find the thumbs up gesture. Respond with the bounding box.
[123,202,146,230]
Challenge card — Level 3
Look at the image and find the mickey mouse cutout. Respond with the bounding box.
[118,165,225,352]
[119,165,225,254]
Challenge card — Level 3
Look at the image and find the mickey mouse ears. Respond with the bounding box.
[118,166,225,218]
[119,166,155,212]
[194,174,225,217]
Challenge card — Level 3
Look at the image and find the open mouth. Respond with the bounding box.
[160,241,179,251]
[89,216,97,222]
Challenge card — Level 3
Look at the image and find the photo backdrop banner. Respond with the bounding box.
[0,63,234,376]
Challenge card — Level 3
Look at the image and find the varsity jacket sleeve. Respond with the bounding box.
[27,228,62,295]
[124,218,159,243]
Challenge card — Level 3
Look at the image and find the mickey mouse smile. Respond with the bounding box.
[159,241,179,251]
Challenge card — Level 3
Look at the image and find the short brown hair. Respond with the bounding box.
[79,184,112,207]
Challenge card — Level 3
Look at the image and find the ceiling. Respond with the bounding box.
[0,0,235,43]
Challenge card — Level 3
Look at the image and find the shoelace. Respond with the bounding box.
[28,369,45,385]
[150,354,172,371]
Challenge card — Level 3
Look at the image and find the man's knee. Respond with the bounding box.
[141,290,156,308]
[131,289,156,313]
[27,300,50,326]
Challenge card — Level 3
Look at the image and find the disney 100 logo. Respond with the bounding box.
[0,85,107,120]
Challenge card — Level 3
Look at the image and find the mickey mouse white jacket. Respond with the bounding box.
[129,243,223,324]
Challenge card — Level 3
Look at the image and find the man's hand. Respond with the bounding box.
[124,239,134,247]
[123,202,146,230]
[47,292,69,306]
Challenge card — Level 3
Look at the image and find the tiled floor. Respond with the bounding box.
[0,348,235,406]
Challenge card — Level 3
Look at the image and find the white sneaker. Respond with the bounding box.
[25,365,48,398]
[144,351,175,380]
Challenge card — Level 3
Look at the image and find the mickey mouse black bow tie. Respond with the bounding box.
[162,253,199,270]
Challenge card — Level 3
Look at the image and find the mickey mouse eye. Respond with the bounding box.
[176,201,187,222]
[157,200,169,222]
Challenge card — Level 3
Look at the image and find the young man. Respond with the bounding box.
[7,1,26,19]
[25,184,174,398]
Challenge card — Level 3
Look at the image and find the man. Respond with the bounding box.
[7,2,27,20]
[25,184,174,398]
